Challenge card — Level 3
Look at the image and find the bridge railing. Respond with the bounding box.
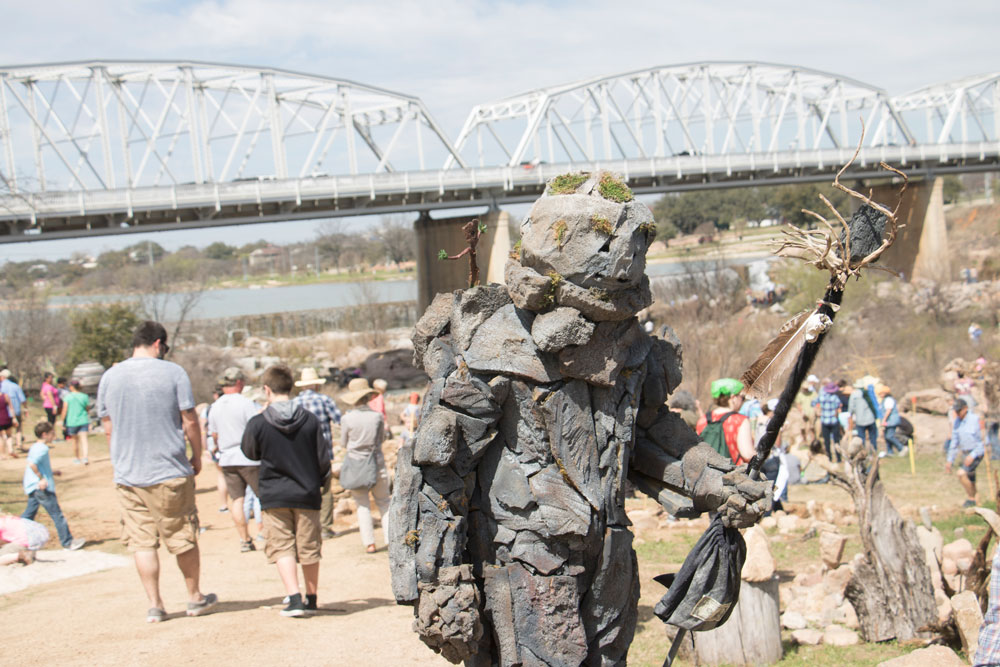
[3,142,998,227]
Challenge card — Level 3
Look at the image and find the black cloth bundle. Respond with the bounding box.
[653,515,746,631]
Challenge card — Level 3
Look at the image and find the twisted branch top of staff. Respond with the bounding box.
[772,130,908,290]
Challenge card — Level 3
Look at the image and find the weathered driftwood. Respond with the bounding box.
[835,439,937,642]
[688,575,782,666]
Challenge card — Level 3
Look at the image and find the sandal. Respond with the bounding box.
[147,607,166,623]
[365,544,376,554]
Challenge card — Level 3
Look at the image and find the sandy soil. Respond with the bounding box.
[0,450,449,667]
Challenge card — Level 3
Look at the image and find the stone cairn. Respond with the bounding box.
[387,172,771,666]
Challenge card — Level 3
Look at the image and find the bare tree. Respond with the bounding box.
[114,259,208,353]
[316,219,352,272]
[0,287,70,381]
[352,278,387,348]
[374,215,416,268]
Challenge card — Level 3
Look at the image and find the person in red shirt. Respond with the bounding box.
[696,378,754,465]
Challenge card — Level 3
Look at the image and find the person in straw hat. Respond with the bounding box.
[338,378,390,554]
[291,368,341,540]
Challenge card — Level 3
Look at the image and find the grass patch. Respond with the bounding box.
[543,271,563,306]
[591,215,613,236]
[772,640,917,667]
[509,238,522,261]
[548,172,589,195]
[634,534,699,564]
[553,220,568,248]
[589,287,611,302]
[598,172,634,203]
[639,221,657,237]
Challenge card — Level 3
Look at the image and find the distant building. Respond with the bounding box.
[248,245,283,268]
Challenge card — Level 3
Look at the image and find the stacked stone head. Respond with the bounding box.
[389,171,770,666]
[505,171,654,321]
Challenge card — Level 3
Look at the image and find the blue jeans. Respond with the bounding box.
[855,423,879,451]
[821,423,842,461]
[22,489,73,547]
[884,425,905,454]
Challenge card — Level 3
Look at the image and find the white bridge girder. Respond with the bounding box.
[0,61,997,242]
[0,60,465,196]
[448,62,919,168]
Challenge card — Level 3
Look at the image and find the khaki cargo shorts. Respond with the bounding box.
[222,465,260,500]
[263,508,321,565]
[117,476,199,555]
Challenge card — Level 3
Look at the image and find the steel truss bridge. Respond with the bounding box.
[0,60,997,242]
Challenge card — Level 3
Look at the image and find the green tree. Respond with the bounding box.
[762,183,851,227]
[68,303,141,369]
[651,188,765,235]
[942,176,963,204]
[204,241,236,260]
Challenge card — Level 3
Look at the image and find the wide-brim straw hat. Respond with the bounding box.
[295,367,325,388]
[340,378,377,405]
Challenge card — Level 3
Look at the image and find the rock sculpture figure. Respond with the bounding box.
[387,172,771,666]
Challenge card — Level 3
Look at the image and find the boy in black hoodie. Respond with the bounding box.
[241,365,330,617]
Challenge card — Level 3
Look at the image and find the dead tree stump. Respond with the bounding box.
[689,575,782,666]
[837,439,937,642]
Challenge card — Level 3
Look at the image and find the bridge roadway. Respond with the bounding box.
[1,143,997,242]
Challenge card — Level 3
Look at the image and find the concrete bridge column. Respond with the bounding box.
[414,209,515,313]
[873,177,950,282]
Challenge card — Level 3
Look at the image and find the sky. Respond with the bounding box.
[1,0,997,263]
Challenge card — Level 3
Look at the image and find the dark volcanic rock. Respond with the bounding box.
[441,364,501,418]
[529,465,592,537]
[558,318,651,386]
[508,563,589,666]
[413,406,459,466]
[511,529,569,575]
[464,304,561,383]
[582,526,639,661]
[413,291,456,368]
[541,379,601,510]
[504,259,553,312]
[556,274,652,321]
[387,444,422,604]
[423,337,457,379]
[450,284,513,352]
[531,307,596,353]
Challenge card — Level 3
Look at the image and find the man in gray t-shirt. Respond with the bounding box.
[96,321,217,622]
[207,366,262,552]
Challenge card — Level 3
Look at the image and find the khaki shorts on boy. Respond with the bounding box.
[262,508,321,564]
[117,476,199,554]
[222,465,260,499]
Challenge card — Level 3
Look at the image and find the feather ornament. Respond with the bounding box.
[741,309,815,400]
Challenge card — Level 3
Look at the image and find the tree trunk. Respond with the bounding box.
[840,449,937,642]
[687,575,782,666]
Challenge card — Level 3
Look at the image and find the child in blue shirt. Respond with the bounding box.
[22,422,85,550]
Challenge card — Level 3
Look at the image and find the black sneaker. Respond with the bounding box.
[281,594,306,618]
[305,594,318,615]
[240,540,256,553]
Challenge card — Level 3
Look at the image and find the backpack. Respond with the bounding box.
[701,411,736,461]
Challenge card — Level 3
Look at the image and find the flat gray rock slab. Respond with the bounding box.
[464,304,561,383]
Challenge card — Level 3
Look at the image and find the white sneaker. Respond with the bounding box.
[66,538,86,551]
[877,451,888,459]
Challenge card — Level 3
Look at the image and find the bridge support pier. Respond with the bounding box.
[873,177,950,282]
[414,209,515,313]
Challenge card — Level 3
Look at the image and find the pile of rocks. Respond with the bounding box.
[916,519,987,656]
[771,516,861,648]
[874,277,1000,315]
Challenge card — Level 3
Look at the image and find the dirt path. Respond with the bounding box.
[0,450,448,666]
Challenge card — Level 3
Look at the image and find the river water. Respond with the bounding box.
[44,255,770,320]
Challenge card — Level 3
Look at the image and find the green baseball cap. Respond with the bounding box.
[711,378,745,399]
